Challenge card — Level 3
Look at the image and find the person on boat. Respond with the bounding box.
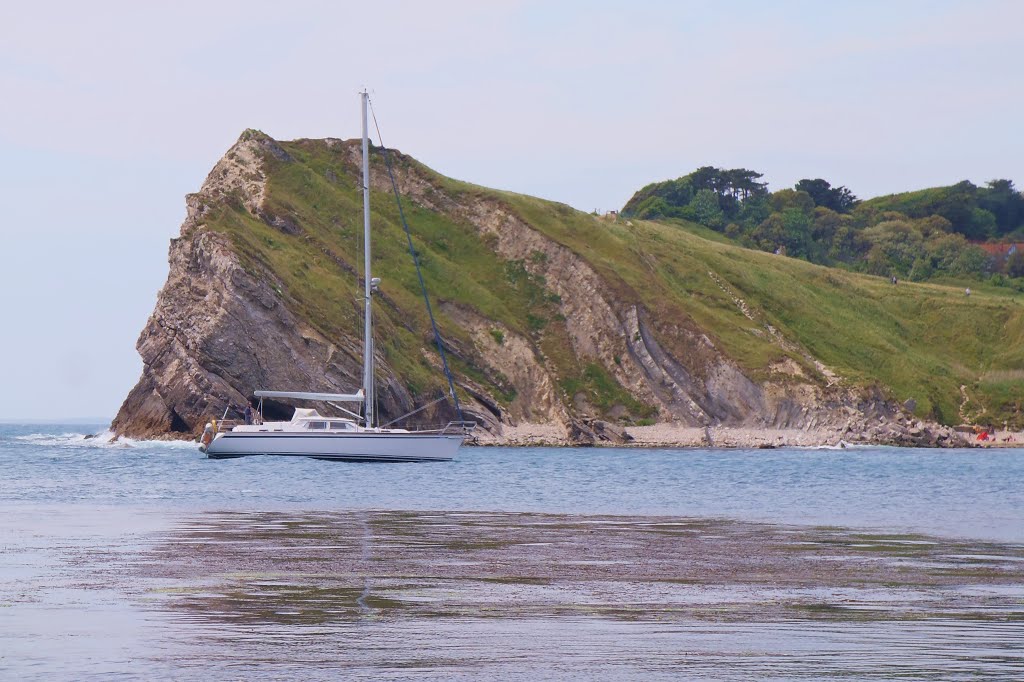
[244,404,254,425]
[200,422,215,450]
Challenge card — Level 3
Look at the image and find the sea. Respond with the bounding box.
[2,422,1023,680]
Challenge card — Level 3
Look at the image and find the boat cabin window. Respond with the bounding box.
[328,421,353,431]
[307,421,328,430]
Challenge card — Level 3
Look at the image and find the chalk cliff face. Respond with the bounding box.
[112,131,955,446]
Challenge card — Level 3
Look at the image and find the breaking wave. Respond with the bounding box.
[12,430,196,450]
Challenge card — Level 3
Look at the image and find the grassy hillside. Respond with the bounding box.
[202,136,1024,428]
[860,185,968,217]
[658,230,1024,425]
[509,204,1024,426]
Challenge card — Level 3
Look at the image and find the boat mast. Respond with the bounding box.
[361,90,375,428]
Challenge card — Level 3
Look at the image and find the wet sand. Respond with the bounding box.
[3,507,1023,679]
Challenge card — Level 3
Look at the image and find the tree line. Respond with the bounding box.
[621,168,1024,285]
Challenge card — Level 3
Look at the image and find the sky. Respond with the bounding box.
[0,0,1020,420]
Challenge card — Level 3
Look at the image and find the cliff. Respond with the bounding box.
[113,130,1018,446]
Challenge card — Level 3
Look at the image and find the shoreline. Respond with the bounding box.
[472,422,1019,449]
[33,420,1017,450]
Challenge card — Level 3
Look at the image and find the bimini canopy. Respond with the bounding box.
[291,408,322,420]
[254,390,365,402]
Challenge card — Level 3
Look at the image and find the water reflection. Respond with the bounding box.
[128,510,1024,679]
[161,618,1024,681]
[4,507,1024,680]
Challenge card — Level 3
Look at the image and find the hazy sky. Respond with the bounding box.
[0,0,1020,420]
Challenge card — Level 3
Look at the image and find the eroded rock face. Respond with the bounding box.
[113,132,948,445]
[113,134,375,439]
[111,226,371,439]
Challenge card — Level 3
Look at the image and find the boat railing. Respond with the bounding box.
[214,420,241,433]
[440,420,478,435]
[392,421,476,435]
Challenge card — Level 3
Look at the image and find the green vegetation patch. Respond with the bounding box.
[561,363,656,419]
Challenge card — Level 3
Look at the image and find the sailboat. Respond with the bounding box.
[202,92,468,462]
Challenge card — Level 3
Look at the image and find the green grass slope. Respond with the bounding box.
[500,197,1024,426]
[202,135,1024,428]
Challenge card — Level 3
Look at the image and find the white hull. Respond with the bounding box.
[205,430,463,462]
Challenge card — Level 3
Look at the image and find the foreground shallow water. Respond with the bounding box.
[2,424,1023,679]
[3,506,1023,680]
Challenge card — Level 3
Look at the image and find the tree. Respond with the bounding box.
[828,225,871,263]
[923,238,991,277]
[688,167,768,218]
[863,245,893,276]
[770,189,815,214]
[795,178,832,207]
[952,246,992,277]
[979,179,1024,234]
[689,167,720,194]
[683,189,725,229]
[779,208,813,257]
[909,256,934,282]
[925,232,969,271]
[938,180,979,235]
[621,167,767,219]
[737,193,771,226]
[795,178,859,213]
[809,208,851,263]
[660,176,695,208]
[965,208,997,241]
[831,185,859,213]
[861,220,925,275]
[750,208,813,257]
[915,214,953,237]
[727,168,770,200]
[811,207,849,240]
[749,213,786,253]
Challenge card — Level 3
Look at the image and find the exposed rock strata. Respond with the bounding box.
[113,134,395,438]
[112,132,966,447]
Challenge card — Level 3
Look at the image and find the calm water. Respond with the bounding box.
[2,423,1023,680]
[2,423,1023,541]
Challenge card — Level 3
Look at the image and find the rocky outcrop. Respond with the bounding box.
[113,133,405,438]
[112,131,963,446]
